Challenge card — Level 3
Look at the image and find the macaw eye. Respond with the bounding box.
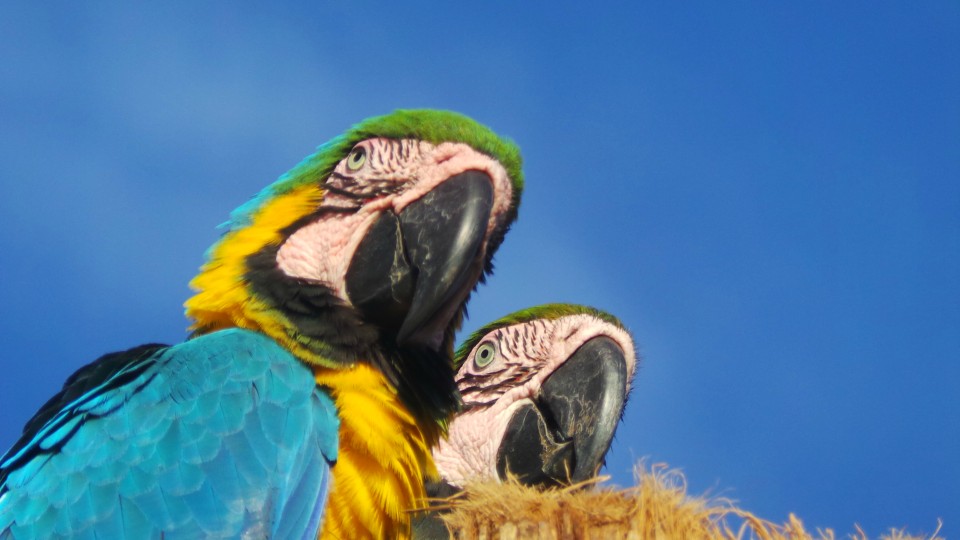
[346,147,367,171]
[474,341,497,369]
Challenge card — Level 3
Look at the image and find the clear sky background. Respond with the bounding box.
[1,2,957,536]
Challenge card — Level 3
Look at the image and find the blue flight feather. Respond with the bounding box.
[0,329,338,539]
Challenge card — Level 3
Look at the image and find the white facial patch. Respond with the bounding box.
[433,314,637,487]
[275,138,515,303]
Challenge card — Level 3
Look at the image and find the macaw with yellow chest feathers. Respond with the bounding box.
[0,110,523,539]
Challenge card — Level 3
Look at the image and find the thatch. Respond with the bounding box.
[423,463,942,540]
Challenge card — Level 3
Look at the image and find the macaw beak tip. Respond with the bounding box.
[495,402,576,487]
[496,336,629,486]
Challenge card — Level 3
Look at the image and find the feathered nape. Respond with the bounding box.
[184,183,326,350]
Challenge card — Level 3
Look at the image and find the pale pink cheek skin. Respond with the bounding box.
[275,205,385,300]
[433,399,531,487]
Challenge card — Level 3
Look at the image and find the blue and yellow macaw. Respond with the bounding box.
[0,110,523,539]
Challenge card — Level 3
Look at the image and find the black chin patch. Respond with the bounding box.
[245,242,380,365]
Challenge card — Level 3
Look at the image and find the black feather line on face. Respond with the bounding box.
[325,172,406,202]
[461,398,499,409]
[458,368,509,397]
[458,361,540,412]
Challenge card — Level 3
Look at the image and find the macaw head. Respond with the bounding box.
[432,304,637,488]
[185,110,523,423]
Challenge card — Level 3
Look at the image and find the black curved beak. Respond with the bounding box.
[346,171,494,348]
[495,336,629,486]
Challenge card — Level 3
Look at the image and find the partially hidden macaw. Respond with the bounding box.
[0,110,523,539]
[436,304,636,489]
[412,304,637,538]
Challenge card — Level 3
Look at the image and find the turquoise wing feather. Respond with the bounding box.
[0,328,338,539]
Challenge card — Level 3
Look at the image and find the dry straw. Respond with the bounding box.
[420,462,942,540]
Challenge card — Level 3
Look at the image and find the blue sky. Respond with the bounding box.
[1,2,957,536]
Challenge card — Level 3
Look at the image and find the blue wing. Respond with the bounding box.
[0,328,339,539]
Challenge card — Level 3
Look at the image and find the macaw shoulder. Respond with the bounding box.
[168,328,340,461]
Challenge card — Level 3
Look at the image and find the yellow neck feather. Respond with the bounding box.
[315,363,441,540]
[184,183,326,362]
